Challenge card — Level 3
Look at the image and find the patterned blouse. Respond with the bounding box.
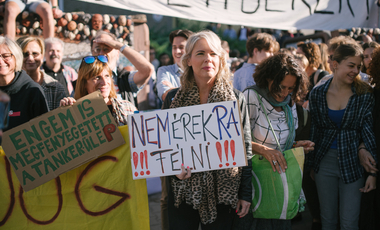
[244,88,298,151]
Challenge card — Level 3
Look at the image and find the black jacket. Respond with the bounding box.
[163,87,253,203]
[0,70,49,132]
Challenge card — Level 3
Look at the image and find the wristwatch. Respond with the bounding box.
[119,44,129,52]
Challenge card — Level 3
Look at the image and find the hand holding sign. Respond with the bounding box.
[176,164,192,180]
[60,97,77,106]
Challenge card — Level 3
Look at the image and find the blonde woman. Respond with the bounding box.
[162,30,252,229]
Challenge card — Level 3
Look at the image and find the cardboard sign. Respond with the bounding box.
[2,92,125,191]
[128,100,247,179]
[0,126,149,230]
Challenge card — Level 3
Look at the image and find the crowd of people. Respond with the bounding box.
[150,29,380,230]
[0,4,379,230]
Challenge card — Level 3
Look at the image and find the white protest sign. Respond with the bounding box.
[78,0,378,30]
[128,100,247,179]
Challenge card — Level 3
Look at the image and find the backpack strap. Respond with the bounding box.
[313,69,322,86]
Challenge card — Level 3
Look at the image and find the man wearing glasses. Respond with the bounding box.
[91,31,154,108]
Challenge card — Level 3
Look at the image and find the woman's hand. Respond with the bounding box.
[360,175,376,193]
[93,36,120,50]
[295,140,315,154]
[263,148,287,174]
[236,199,251,218]
[52,8,63,18]
[358,148,378,173]
[176,164,191,180]
[60,97,76,107]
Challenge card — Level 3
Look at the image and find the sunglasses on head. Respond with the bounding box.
[82,55,108,64]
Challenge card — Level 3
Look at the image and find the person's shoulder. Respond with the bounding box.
[17,71,43,90]
[118,99,137,112]
[235,63,255,75]
[242,87,259,103]
[157,64,176,75]
[320,70,330,76]
[167,88,179,99]
[157,64,173,71]
[63,65,77,72]
[116,66,131,77]
[42,71,58,85]
[310,80,328,101]
[233,67,244,77]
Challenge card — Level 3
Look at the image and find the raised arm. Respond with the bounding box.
[119,44,154,88]
[93,36,154,88]
[49,0,62,18]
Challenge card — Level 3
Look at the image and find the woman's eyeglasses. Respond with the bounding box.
[23,52,41,58]
[82,55,108,64]
[0,53,13,61]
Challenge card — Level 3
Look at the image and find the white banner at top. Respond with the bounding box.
[78,0,379,30]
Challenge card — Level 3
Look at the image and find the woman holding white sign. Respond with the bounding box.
[162,30,253,229]
[243,53,314,229]
[60,56,136,126]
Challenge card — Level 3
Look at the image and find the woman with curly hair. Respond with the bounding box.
[243,53,314,229]
[162,30,253,229]
[297,42,330,91]
[361,41,380,83]
[309,43,376,230]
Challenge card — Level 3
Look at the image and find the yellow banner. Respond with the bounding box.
[0,125,149,230]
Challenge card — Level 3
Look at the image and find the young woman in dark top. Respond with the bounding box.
[309,43,376,230]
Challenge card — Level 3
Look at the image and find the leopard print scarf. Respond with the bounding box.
[110,98,129,126]
[169,77,242,224]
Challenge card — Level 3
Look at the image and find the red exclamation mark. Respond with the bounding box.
[230,140,236,166]
[133,152,139,177]
[224,140,229,166]
[216,141,223,168]
[140,152,144,175]
[145,150,150,175]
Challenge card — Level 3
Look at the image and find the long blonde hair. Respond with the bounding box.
[180,30,232,90]
[319,43,331,73]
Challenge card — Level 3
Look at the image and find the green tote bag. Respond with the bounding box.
[251,92,306,220]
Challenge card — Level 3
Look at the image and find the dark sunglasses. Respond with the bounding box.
[82,55,108,64]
